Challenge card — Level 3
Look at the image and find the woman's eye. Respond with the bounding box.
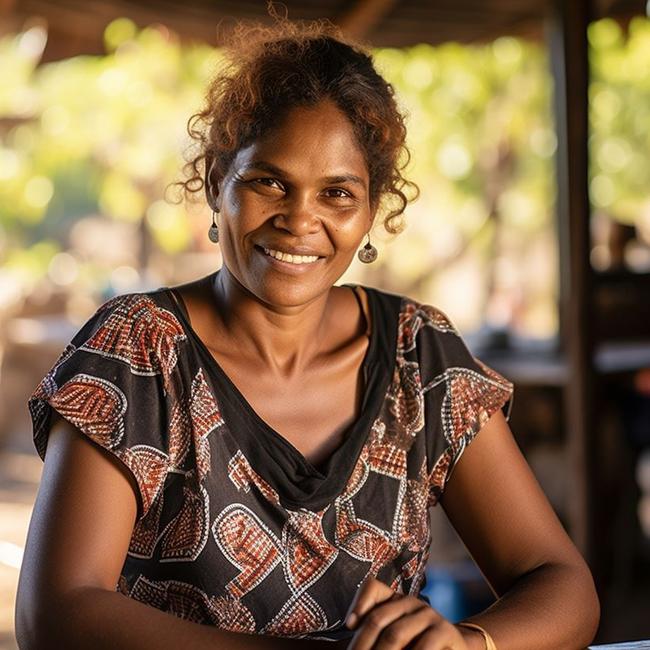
[255,178,284,190]
[324,188,352,199]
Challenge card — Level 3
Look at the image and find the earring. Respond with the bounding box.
[357,233,377,263]
[208,209,219,243]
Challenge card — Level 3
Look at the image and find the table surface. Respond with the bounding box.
[590,643,650,649]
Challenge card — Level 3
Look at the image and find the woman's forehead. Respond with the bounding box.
[231,101,369,181]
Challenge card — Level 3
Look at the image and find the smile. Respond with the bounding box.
[262,247,321,265]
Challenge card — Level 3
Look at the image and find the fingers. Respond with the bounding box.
[346,577,395,630]
[348,597,427,650]
[345,577,465,650]
[373,604,443,650]
[411,623,463,650]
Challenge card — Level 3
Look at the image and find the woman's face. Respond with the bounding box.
[211,99,375,309]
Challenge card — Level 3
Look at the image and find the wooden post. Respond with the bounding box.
[546,0,596,567]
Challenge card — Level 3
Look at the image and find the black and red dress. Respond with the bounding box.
[29,274,513,641]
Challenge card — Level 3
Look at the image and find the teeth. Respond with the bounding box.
[262,247,319,265]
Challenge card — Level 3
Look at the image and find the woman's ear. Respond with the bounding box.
[204,155,222,212]
[368,203,379,231]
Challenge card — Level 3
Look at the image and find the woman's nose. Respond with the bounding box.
[272,195,321,235]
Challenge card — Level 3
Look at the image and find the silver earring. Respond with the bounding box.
[208,209,219,243]
[357,233,377,263]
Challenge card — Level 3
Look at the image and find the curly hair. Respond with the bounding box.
[178,18,418,233]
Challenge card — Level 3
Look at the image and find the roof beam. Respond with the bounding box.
[335,0,398,41]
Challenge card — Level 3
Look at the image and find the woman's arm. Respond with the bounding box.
[15,415,346,650]
[440,409,600,649]
[344,410,599,650]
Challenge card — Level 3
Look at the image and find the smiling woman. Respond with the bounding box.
[16,16,599,650]
[209,100,376,307]
[180,21,417,234]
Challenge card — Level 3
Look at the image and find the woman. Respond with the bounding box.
[16,21,599,650]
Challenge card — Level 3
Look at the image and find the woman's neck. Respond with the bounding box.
[209,266,336,379]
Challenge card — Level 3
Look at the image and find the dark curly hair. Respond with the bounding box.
[178,19,418,233]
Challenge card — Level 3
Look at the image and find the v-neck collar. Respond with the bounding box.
[156,277,401,511]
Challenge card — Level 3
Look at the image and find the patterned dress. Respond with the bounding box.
[28,278,513,642]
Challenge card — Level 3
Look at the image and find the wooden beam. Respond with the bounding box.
[336,0,399,41]
[546,0,596,565]
[0,0,16,13]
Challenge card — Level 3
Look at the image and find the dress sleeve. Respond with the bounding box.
[28,292,188,520]
[400,300,514,505]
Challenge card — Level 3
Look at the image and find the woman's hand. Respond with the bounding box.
[344,577,472,650]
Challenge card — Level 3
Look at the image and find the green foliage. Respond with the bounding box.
[1,17,648,335]
[0,20,215,262]
[375,37,555,235]
[588,17,650,223]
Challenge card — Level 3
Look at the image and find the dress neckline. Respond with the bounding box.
[156,273,401,510]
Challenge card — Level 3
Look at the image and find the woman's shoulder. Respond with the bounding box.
[353,283,459,337]
[91,286,178,321]
[363,283,512,388]
[44,287,189,393]
[29,286,196,519]
[78,287,185,344]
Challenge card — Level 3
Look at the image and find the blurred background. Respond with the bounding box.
[1,0,650,647]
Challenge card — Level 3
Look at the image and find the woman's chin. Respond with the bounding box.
[255,283,328,309]
[220,256,346,308]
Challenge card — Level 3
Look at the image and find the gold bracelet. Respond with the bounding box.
[457,622,497,650]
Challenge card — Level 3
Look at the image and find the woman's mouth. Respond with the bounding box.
[259,246,321,265]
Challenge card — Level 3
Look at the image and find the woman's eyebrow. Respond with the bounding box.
[239,161,285,176]
[240,161,367,189]
[323,174,367,189]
